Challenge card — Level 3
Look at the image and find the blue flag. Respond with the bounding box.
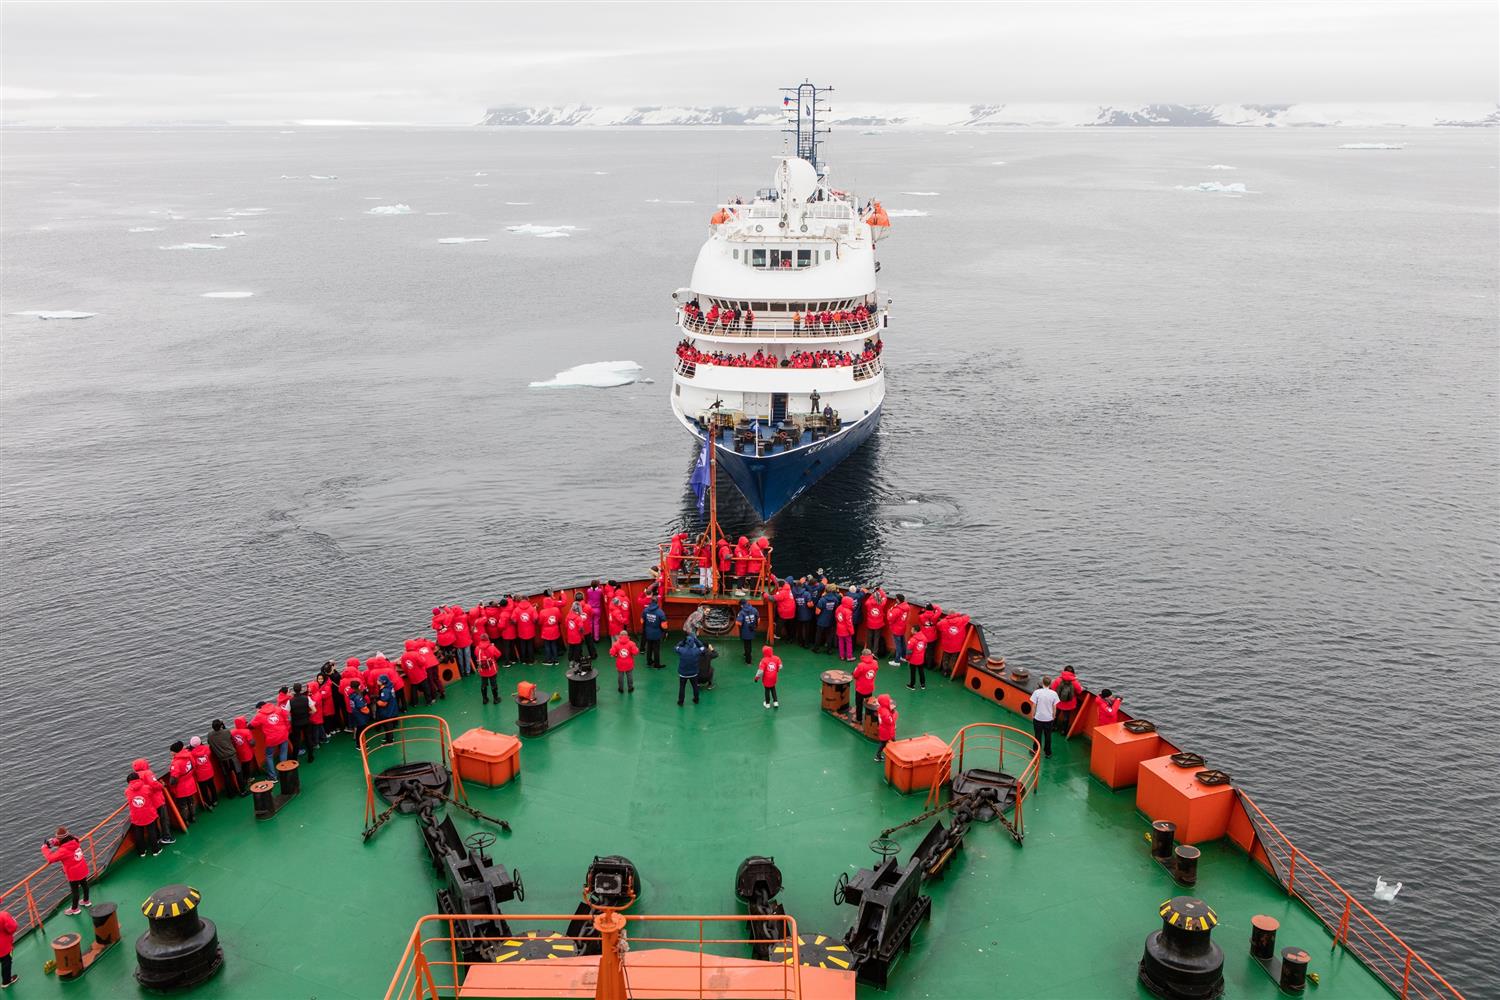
[689,432,711,515]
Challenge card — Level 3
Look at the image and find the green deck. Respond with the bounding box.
[11,638,1388,999]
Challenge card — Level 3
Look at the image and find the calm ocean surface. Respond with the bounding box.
[2,126,1496,990]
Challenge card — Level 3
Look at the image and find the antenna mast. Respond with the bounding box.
[780,82,833,176]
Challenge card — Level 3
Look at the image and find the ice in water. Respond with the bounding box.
[11,310,97,320]
[529,361,644,389]
[367,204,413,215]
[437,237,488,244]
[201,292,255,299]
[160,243,224,250]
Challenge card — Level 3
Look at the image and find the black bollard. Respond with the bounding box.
[1151,821,1177,861]
[515,694,549,737]
[250,779,277,819]
[1280,947,1310,993]
[1249,915,1279,960]
[275,759,301,796]
[567,666,598,708]
[1173,845,1200,886]
[134,885,224,990]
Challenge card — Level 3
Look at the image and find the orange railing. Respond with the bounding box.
[386,912,805,999]
[925,722,1042,841]
[361,715,466,825]
[658,542,773,600]
[1237,792,1466,1000]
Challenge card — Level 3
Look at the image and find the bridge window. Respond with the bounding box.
[733,249,740,260]
[751,248,767,268]
[824,249,832,261]
[797,250,812,268]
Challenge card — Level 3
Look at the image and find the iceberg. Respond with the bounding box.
[507,224,580,238]
[127,226,163,232]
[160,243,224,250]
[1176,181,1253,195]
[11,310,97,320]
[201,291,254,298]
[437,237,488,244]
[310,174,338,180]
[210,231,247,238]
[885,209,929,217]
[1339,143,1404,150]
[367,203,413,215]
[529,360,644,389]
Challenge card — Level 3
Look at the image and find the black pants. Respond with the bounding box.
[2,952,12,983]
[940,650,958,675]
[155,810,172,842]
[618,671,635,692]
[518,639,534,663]
[644,638,661,666]
[175,795,196,824]
[1057,708,1074,735]
[216,757,243,796]
[855,694,869,723]
[763,685,778,706]
[69,878,91,908]
[544,638,562,663]
[868,630,885,657]
[909,659,927,688]
[584,635,597,659]
[1033,718,1054,756]
[742,638,753,663]
[876,739,888,760]
[814,625,833,651]
[199,774,218,806]
[416,674,438,705]
[567,642,582,664]
[480,674,500,701]
[293,724,316,762]
[677,676,699,704]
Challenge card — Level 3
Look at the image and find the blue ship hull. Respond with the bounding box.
[705,402,883,521]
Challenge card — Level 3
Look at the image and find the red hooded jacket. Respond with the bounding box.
[835,598,855,637]
[231,718,256,763]
[539,602,562,640]
[863,593,886,631]
[564,609,588,645]
[876,694,898,741]
[1095,695,1121,727]
[611,636,639,673]
[854,655,879,695]
[758,647,781,687]
[168,748,198,798]
[515,601,538,639]
[125,777,159,826]
[774,582,796,619]
[132,759,166,808]
[938,613,969,654]
[41,837,90,881]
[906,634,929,665]
[1051,668,1081,710]
[886,601,911,637]
[252,703,291,745]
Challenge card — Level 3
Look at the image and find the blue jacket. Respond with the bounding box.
[794,585,815,621]
[348,691,369,722]
[736,605,759,639]
[675,637,703,677]
[815,593,840,627]
[642,603,668,640]
[375,681,398,719]
[848,587,867,626]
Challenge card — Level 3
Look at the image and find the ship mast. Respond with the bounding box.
[780,82,832,176]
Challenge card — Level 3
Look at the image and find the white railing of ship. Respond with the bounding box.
[675,358,697,379]
[853,357,883,381]
[677,310,886,339]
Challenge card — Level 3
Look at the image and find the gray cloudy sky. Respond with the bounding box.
[3,1,1496,123]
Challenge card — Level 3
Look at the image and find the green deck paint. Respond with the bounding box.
[10,638,1388,998]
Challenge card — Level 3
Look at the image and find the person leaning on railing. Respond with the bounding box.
[1,896,18,988]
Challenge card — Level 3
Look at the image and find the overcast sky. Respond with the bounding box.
[3,1,1496,123]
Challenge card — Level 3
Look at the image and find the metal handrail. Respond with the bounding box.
[925,722,1042,841]
[1,801,134,941]
[1236,792,1467,1000]
[853,358,882,381]
[360,715,465,825]
[386,912,805,1000]
[679,310,883,339]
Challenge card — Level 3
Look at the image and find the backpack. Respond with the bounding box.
[1058,679,1076,702]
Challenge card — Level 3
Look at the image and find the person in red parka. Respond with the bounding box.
[862,589,887,657]
[133,758,173,845]
[41,827,91,913]
[853,650,879,723]
[168,741,199,824]
[402,647,437,707]
[835,597,856,661]
[756,645,781,708]
[607,591,631,640]
[475,637,501,704]
[773,578,796,637]
[937,612,970,676]
[539,599,563,665]
[610,631,639,694]
[906,630,929,690]
[231,716,257,778]
[125,771,161,858]
[885,595,911,666]
[188,736,217,809]
[1,904,18,988]
[1094,688,1121,728]
[875,693,898,761]
[733,536,753,587]
[1051,666,1083,735]
[716,539,733,591]
[515,598,538,663]
[251,700,292,780]
[495,599,517,665]
[564,601,589,666]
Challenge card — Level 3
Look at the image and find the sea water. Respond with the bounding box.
[1,125,1496,989]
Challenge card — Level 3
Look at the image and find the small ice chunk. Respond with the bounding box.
[474,171,488,177]
[310,174,338,180]
[1339,143,1404,150]
[990,161,1007,166]
[1374,877,1402,901]
[210,231,247,239]
[424,212,453,216]
[593,171,609,176]
[11,310,97,320]
[437,237,489,244]
[1207,164,1237,170]
[128,226,163,232]
[160,243,224,250]
[901,191,940,196]
[1176,181,1253,195]
[529,360,643,389]
[279,174,300,179]
[201,291,255,299]
[504,201,533,206]
[507,224,579,238]
[367,203,413,215]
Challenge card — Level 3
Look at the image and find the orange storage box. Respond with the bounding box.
[451,728,522,788]
[1135,754,1234,844]
[1090,722,1165,789]
[883,735,953,794]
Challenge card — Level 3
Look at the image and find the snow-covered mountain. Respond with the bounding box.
[479,102,1498,128]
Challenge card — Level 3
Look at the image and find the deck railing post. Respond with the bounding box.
[1287,849,1298,895]
[1401,950,1412,999]
[1335,893,1351,949]
[24,882,41,931]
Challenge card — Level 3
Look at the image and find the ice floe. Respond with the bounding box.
[437,237,488,244]
[990,161,1007,166]
[474,171,488,177]
[128,226,163,232]
[901,191,940,196]
[592,171,609,176]
[424,212,453,216]
[1176,181,1253,195]
[504,201,533,206]
[210,231,247,239]
[160,243,224,250]
[1207,164,1237,170]
[201,291,255,298]
[885,209,929,217]
[11,310,97,320]
[367,204,413,215]
[529,360,644,389]
[507,224,580,238]
[1339,143,1404,150]
[310,174,339,180]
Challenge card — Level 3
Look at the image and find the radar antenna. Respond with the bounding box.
[780,82,832,176]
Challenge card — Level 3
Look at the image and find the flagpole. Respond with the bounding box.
[708,416,720,592]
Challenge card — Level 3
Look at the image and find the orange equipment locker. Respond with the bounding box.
[1135,754,1234,844]
[451,728,522,788]
[883,734,954,794]
[1090,722,1165,789]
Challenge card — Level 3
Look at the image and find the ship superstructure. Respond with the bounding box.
[670,83,890,520]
